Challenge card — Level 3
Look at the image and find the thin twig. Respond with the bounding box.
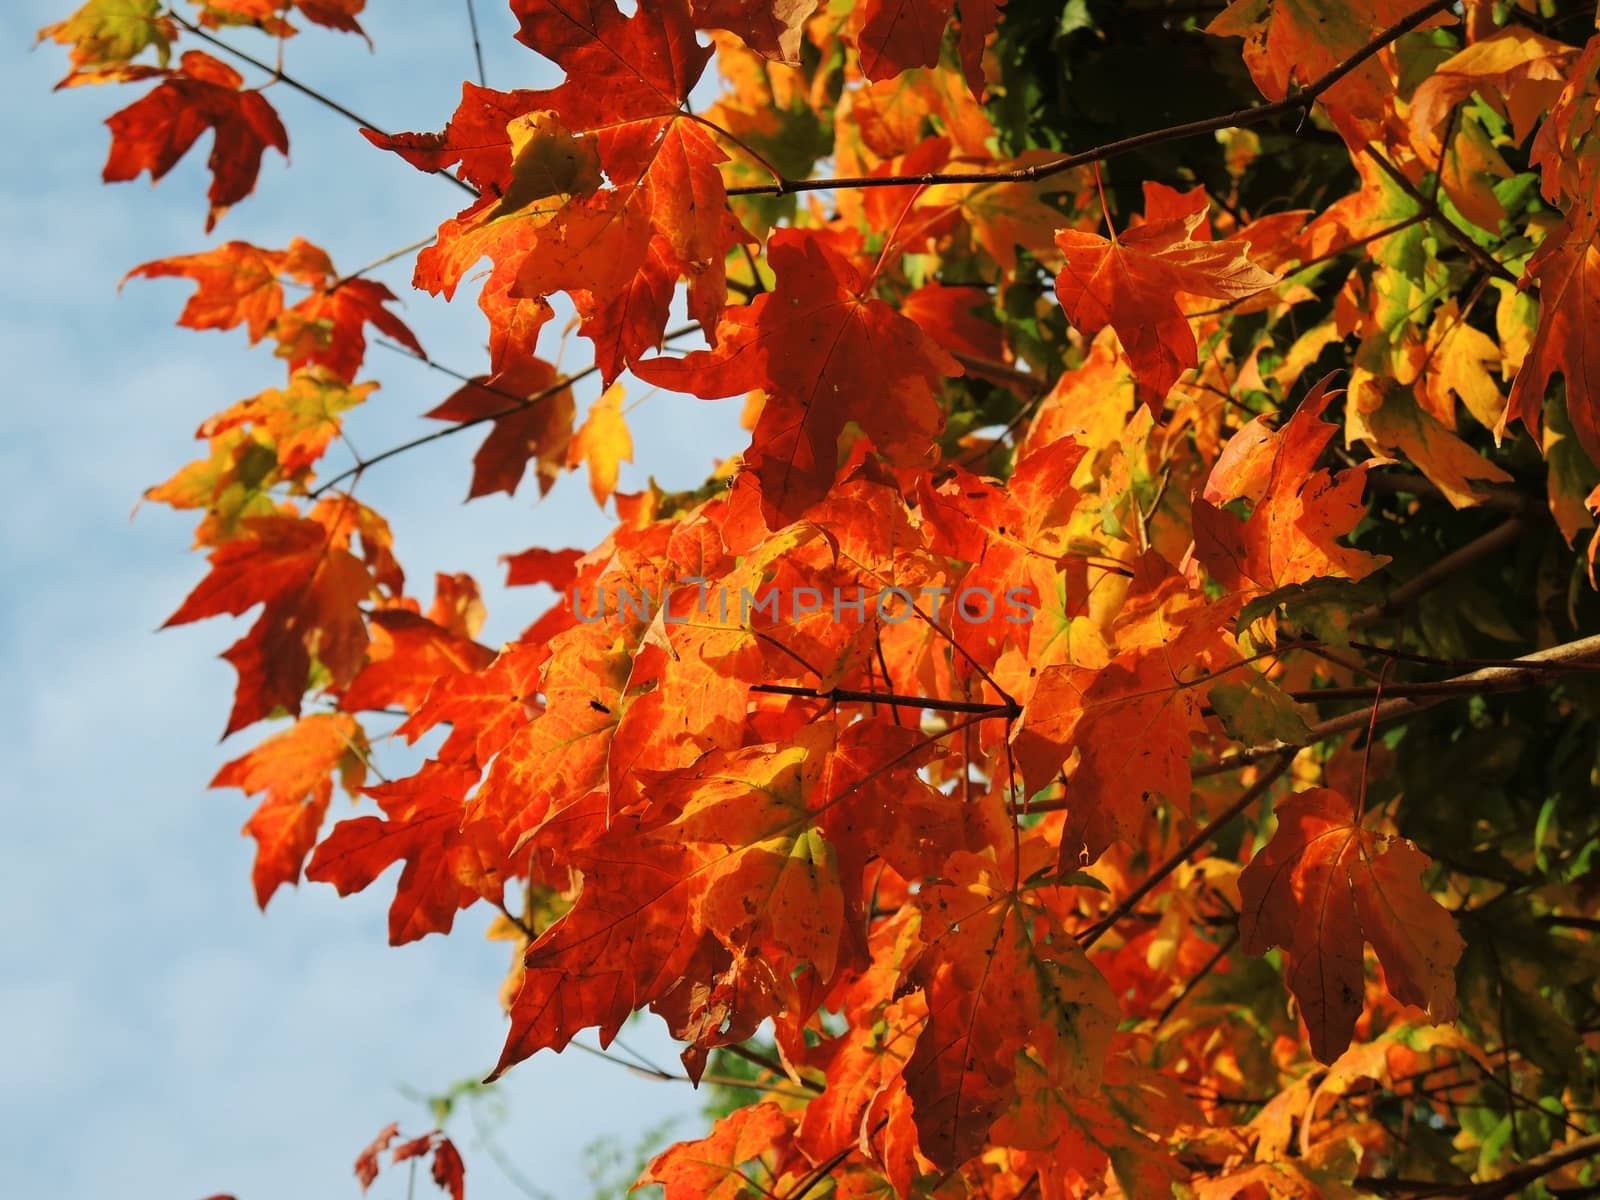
[165,9,480,198]
[751,682,1019,718]
[309,324,702,497]
[464,0,488,87]
[1080,755,1292,948]
[1362,145,1522,288]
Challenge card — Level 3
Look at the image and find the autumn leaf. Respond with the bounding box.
[1238,787,1465,1062]
[1193,373,1389,596]
[634,226,960,524]
[1502,206,1600,470]
[425,357,576,500]
[123,241,294,342]
[1012,593,1241,862]
[376,0,748,381]
[102,49,288,229]
[1207,0,1452,133]
[210,713,367,907]
[639,1102,795,1199]
[1055,208,1280,406]
[125,237,423,380]
[37,0,175,86]
[201,368,376,476]
[905,850,1119,1168]
[339,609,495,714]
[164,512,374,733]
[854,0,954,83]
[569,382,635,507]
[306,759,491,945]
[692,0,820,61]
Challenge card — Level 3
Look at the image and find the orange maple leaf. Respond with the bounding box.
[306,760,492,945]
[905,850,1119,1168]
[210,713,367,907]
[374,0,748,380]
[639,1102,795,1199]
[164,512,374,733]
[1193,373,1390,596]
[424,358,576,501]
[1238,787,1465,1062]
[635,227,960,524]
[1055,207,1280,406]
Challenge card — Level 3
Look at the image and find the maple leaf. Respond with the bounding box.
[1055,208,1280,406]
[197,0,368,38]
[102,50,288,229]
[1238,788,1465,1062]
[1011,591,1241,863]
[1193,374,1389,596]
[854,0,954,83]
[1347,370,1513,509]
[904,850,1119,1168]
[123,240,303,343]
[306,760,491,945]
[163,513,374,733]
[396,640,549,769]
[375,0,747,380]
[424,358,576,500]
[37,0,175,86]
[692,0,820,61]
[569,382,635,506]
[125,237,423,379]
[634,227,960,524]
[1502,206,1600,469]
[466,621,631,854]
[639,1102,795,1199]
[1206,0,1451,133]
[210,713,367,907]
[271,276,424,383]
[201,369,377,476]
[355,1126,464,1200]
[502,546,585,590]
[340,609,495,714]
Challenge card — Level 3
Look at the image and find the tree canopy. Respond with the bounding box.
[38,0,1600,1197]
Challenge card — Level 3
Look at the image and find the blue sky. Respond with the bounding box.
[4,4,750,1196]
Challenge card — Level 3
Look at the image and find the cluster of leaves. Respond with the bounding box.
[42,0,1600,1197]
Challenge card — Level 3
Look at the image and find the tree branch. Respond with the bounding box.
[308,324,703,498]
[1353,516,1532,628]
[165,8,480,199]
[1357,1132,1600,1197]
[1197,632,1600,775]
[724,0,1458,197]
[1362,145,1522,289]
[1079,754,1292,948]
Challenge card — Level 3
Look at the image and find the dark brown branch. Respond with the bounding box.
[724,0,1458,198]
[1354,516,1531,627]
[1198,633,1600,775]
[1155,927,1240,1028]
[751,683,1020,719]
[463,0,488,88]
[1356,1132,1600,1198]
[1364,470,1538,515]
[1362,145,1522,289]
[1348,641,1600,674]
